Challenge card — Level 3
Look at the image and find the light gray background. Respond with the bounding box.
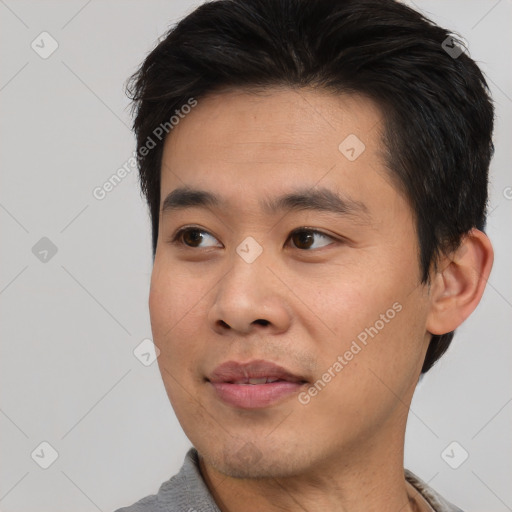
[0,1,510,511]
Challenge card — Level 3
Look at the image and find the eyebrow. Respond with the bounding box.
[161,186,370,221]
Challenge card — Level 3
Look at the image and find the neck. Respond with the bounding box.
[198,415,419,512]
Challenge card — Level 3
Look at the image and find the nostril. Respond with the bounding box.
[254,319,270,326]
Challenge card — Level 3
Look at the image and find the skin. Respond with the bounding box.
[149,86,493,512]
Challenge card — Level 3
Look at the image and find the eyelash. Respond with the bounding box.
[168,226,338,251]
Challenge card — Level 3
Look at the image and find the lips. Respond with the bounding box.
[207,360,308,409]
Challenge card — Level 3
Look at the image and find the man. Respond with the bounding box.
[116,0,494,510]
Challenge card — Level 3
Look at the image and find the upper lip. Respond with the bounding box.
[208,359,308,384]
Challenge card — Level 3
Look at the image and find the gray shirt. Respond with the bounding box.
[114,448,463,512]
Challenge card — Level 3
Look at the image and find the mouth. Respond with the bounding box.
[207,359,308,409]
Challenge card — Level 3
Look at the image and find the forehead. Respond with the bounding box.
[163,86,384,161]
[159,86,400,219]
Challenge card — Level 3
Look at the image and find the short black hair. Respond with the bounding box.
[126,0,494,374]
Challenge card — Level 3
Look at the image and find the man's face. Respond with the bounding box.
[150,87,432,478]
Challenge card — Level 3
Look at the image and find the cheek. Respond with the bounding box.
[149,260,216,383]
[149,269,193,383]
[298,299,427,445]
[305,259,427,386]
[328,290,427,395]
[298,264,404,343]
[149,260,203,341]
[149,271,204,417]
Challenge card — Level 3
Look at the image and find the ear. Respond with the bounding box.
[426,228,494,335]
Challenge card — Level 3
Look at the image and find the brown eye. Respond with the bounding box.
[172,228,220,248]
[288,229,335,250]
[181,228,204,247]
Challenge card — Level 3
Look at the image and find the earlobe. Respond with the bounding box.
[426,229,494,336]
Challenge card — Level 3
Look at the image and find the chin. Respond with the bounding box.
[200,438,312,479]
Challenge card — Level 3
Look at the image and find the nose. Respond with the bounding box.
[207,253,292,336]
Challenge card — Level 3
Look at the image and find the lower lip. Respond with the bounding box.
[209,381,305,409]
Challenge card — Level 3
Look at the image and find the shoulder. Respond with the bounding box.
[113,448,220,512]
[113,469,187,512]
[405,469,465,512]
